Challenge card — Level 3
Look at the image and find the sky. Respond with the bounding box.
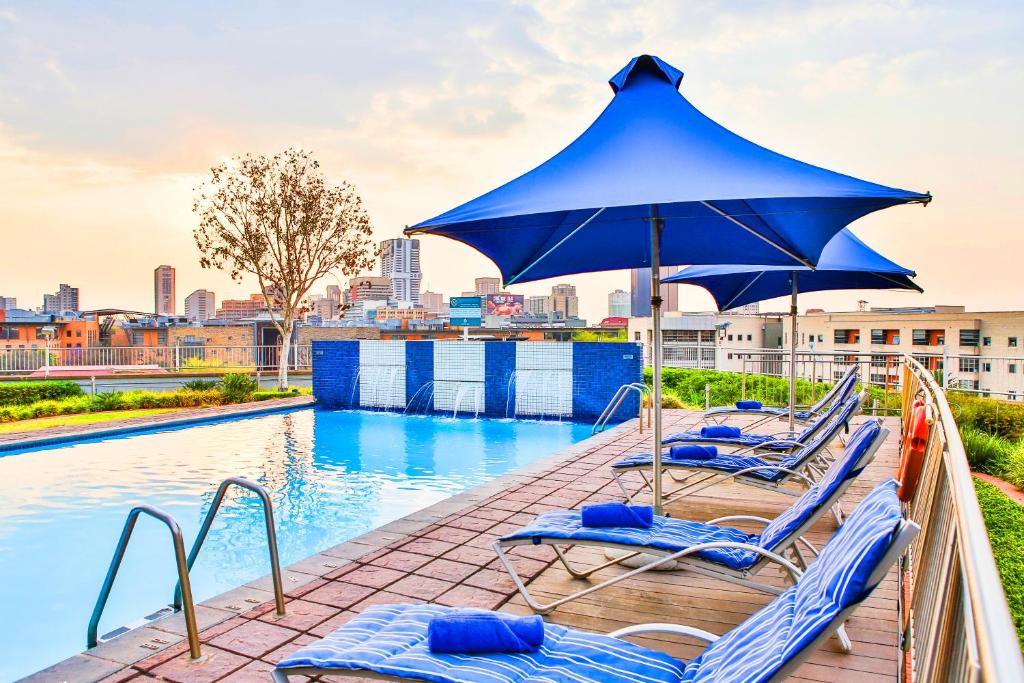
[1,1,1021,323]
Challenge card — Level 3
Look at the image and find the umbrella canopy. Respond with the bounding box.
[662,229,923,310]
[406,55,930,283]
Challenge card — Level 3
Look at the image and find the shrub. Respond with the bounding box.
[182,378,220,391]
[252,389,301,401]
[960,426,1016,474]
[220,373,258,403]
[973,478,1024,648]
[950,392,1024,440]
[0,380,83,406]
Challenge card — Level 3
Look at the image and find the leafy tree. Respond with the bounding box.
[194,149,374,389]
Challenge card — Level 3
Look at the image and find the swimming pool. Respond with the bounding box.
[0,408,591,681]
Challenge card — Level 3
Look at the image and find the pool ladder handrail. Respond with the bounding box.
[172,476,286,618]
[593,383,651,435]
[87,504,203,659]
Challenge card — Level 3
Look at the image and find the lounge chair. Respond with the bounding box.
[703,364,858,429]
[272,479,917,683]
[662,385,863,453]
[612,393,866,506]
[494,419,886,614]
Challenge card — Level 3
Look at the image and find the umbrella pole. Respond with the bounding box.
[788,273,798,431]
[650,212,664,515]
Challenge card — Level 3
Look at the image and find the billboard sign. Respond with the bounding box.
[485,293,524,317]
[449,296,482,327]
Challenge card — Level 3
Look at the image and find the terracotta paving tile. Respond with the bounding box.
[463,567,519,593]
[218,658,277,682]
[471,506,514,522]
[464,532,500,550]
[198,616,250,642]
[419,525,479,544]
[441,544,496,566]
[308,611,359,638]
[97,668,144,683]
[339,563,406,589]
[351,590,426,612]
[149,645,249,682]
[133,640,194,671]
[262,633,316,664]
[395,537,458,557]
[435,584,507,610]
[489,554,550,580]
[484,498,529,512]
[258,598,337,631]
[208,619,301,658]
[285,576,329,598]
[363,548,434,572]
[414,557,480,582]
[386,574,455,600]
[302,581,377,609]
[445,515,497,532]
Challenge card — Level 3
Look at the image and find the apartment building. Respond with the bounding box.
[184,289,216,322]
[550,283,579,319]
[474,277,501,295]
[0,309,99,350]
[380,238,421,305]
[0,296,15,310]
[628,312,784,369]
[791,306,1024,398]
[42,284,79,313]
[608,289,630,318]
[154,265,176,315]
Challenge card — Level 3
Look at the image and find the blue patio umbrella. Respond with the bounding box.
[664,229,922,426]
[406,55,929,510]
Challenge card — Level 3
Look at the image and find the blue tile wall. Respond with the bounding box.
[311,340,360,408]
[405,341,434,413]
[572,342,643,422]
[484,342,516,417]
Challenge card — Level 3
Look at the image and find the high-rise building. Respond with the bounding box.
[608,289,630,318]
[525,295,552,316]
[216,294,274,320]
[549,283,579,319]
[0,296,15,310]
[349,276,393,304]
[474,277,501,295]
[629,267,679,316]
[420,291,445,314]
[379,238,421,304]
[154,265,176,316]
[184,289,216,321]
[326,285,342,306]
[43,284,79,313]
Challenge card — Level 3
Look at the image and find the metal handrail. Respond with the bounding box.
[172,477,286,617]
[901,354,1024,681]
[87,505,201,659]
[593,383,650,435]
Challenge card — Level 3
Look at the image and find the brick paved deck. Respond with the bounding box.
[23,409,899,683]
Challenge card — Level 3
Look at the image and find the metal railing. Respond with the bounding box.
[593,383,651,434]
[87,505,201,659]
[172,477,286,617]
[900,355,1024,681]
[0,344,313,376]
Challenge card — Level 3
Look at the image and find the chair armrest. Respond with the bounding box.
[608,623,720,643]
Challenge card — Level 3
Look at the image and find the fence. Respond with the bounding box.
[900,355,1024,681]
[0,345,313,376]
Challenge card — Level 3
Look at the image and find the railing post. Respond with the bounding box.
[741,358,747,401]
[174,344,180,372]
[705,382,710,410]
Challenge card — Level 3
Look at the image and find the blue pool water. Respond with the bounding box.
[0,408,590,681]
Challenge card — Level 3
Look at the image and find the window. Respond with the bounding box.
[871,329,885,345]
[959,358,979,373]
[983,337,992,346]
[817,334,823,343]
[1010,364,1018,374]
[983,362,992,372]
[959,329,980,346]
[1010,337,1019,348]
[726,334,733,341]
[1010,391,1018,401]
[65,330,72,337]
[834,329,859,344]
[0,325,18,340]
[727,353,733,360]
[912,329,927,345]
[76,331,81,337]
[747,334,752,341]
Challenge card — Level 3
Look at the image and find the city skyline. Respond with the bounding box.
[1,3,1021,322]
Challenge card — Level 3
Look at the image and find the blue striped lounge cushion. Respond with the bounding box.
[756,420,880,552]
[611,452,792,482]
[278,603,688,683]
[680,479,903,682]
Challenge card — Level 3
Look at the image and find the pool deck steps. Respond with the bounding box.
[21,409,899,683]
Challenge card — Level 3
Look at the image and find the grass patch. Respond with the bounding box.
[973,478,1024,649]
[0,408,181,434]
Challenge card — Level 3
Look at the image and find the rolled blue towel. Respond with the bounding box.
[735,400,763,409]
[428,612,544,654]
[669,444,718,461]
[701,425,742,438]
[581,502,654,528]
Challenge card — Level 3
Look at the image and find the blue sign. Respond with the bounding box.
[449,296,482,327]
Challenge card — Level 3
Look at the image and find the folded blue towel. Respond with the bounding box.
[669,444,718,460]
[735,400,763,409]
[701,425,742,438]
[427,612,544,654]
[581,502,654,528]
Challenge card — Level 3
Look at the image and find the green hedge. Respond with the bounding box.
[0,389,225,422]
[950,392,1024,441]
[973,478,1024,649]
[0,380,83,406]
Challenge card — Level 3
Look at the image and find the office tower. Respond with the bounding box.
[474,277,501,295]
[154,265,176,315]
[608,289,630,317]
[43,284,79,313]
[549,283,579,318]
[379,238,421,304]
[420,291,445,313]
[0,296,15,310]
[629,266,680,316]
[184,289,216,321]
[349,276,393,304]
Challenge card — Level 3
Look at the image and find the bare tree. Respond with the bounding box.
[194,149,374,389]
